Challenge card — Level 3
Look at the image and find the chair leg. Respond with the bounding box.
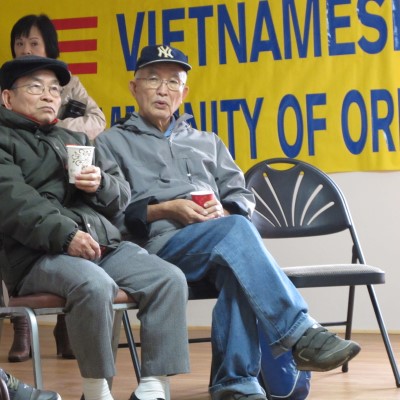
[108,309,125,390]
[122,311,141,383]
[0,318,3,343]
[27,310,43,389]
[342,285,356,373]
[367,285,400,387]
[1,308,44,389]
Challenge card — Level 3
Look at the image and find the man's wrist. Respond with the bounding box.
[62,228,78,252]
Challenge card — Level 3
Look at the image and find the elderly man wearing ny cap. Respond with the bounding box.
[0,55,190,400]
[97,44,361,400]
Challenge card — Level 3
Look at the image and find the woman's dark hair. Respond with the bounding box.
[10,14,60,59]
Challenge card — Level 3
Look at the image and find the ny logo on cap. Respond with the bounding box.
[157,45,174,59]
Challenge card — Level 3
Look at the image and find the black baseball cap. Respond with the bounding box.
[135,45,191,72]
[0,55,71,90]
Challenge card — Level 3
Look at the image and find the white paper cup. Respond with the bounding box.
[190,190,215,207]
[66,145,94,183]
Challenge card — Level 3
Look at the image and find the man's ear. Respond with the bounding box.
[1,90,13,110]
[129,80,137,98]
[182,85,189,101]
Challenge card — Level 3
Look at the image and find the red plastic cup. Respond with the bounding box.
[190,190,215,207]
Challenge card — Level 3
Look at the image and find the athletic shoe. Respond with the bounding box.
[0,369,61,400]
[293,325,361,371]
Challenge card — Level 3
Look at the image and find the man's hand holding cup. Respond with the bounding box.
[190,190,224,219]
[66,145,101,193]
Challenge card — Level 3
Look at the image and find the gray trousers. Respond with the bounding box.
[18,241,190,379]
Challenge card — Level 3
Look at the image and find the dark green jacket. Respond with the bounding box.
[0,106,130,295]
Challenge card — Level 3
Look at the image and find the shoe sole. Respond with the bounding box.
[296,342,361,372]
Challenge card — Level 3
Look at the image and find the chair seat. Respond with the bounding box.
[283,264,385,288]
[8,289,135,309]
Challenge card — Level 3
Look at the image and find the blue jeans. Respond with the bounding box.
[157,215,316,399]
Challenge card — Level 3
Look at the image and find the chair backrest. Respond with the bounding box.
[244,158,365,263]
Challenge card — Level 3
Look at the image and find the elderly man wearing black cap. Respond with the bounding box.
[0,55,190,400]
[96,44,361,400]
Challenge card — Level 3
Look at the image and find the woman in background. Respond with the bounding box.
[7,13,107,363]
[11,14,106,140]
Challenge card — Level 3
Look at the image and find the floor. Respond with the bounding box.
[0,323,400,399]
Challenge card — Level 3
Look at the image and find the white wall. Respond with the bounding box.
[183,171,400,333]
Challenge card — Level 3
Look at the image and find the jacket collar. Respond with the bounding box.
[120,111,193,137]
[0,105,57,133]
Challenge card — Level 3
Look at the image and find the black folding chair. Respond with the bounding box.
[245,157,400,387]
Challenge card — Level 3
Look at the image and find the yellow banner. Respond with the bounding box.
[1,0,400,173]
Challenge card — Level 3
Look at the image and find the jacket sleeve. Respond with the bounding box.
[56,75,106,141]
[82,146,131,219]
[214,137,255,218]
[0,148,78,253]
[124,196,159,239]
[95,135,149,238]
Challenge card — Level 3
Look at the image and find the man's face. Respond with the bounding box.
[130,63,189,131]
[2,70,62,125]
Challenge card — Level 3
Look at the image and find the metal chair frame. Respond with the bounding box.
[0,284,140,389]
[244,157,400,387]
[0,278,222,392]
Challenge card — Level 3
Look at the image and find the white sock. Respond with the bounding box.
[82,378,113,400]
[134,376,169,400]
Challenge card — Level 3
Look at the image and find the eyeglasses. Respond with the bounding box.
[11,82,64,97]
[136,76,184,91]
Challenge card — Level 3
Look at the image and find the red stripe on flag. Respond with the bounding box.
[59,40,97,52]
[52,17,97,30]
[68,63,97,75]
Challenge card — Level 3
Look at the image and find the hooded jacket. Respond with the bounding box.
[96,112,255,254]
[0,106,130,295]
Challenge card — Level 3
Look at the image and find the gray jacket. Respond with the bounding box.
[97,112,255,254]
